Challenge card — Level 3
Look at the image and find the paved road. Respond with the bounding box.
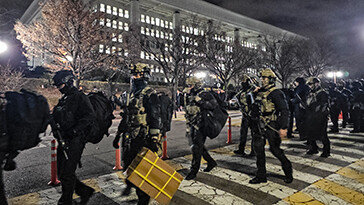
[4,112,364,205]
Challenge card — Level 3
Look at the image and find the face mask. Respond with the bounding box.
[132,78,147,93]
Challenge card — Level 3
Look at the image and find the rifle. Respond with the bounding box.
[49,116,69,160]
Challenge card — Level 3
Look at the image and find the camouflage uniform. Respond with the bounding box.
[249,69,293,184]
[234,75,256,156]
[184,77,217,180]
[114,64,161,205]
[305,77,330,157]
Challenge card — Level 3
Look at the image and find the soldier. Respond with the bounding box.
[0,96,7,204]
[184,76,218,180]
[328,82,344,133]
[113,64,161,205]
[234,74,256,157]
[249,68,293,184]
[52,70,96,205]
[292,77,310,140]
[305,77,330,157]
[337,80,352,128]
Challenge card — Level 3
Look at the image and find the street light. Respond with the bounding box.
[194,71,207,79]
[0,41,8,54]
[326,71,343,83]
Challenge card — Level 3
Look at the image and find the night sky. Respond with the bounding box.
[204,0,364,76]
[1,0,364,76]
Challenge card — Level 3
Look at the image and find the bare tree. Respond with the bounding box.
[14,0,125,87]
[202,21,258,92]
[130,15,204,105]
[258,34,302,88]
[0,64,26,92]
[296,37,338,77]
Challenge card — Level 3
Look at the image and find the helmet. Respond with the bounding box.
[53,70,74,86]
[186,76,202,87]
[295,77,305,85]
[307,77,320,85]
[352,81,362,88]
[130,63,150,79]
[260,68,276,79]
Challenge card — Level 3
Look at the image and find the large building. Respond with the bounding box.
[21,0,299,82]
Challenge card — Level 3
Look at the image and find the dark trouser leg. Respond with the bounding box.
[136,188,150,205]
[266,129,292,178]
[330,108,340,131]
[252,131,266,179]
[238,118,249,151]
[308,139,318,152]
[0,152,8,205]
[296,109,306,139]
[202,146,215,165]
[287,108,294,138]
[352,108,361,131]
[342,103,349,127]
[190,127,207,174]
[57,137,85,204]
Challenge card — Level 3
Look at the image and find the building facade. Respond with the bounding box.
[21,0,299,83]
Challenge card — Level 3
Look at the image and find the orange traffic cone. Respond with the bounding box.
[113,143,123,170]
[48,139,61,186]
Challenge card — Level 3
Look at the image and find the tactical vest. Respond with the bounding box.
[239,87,255,114]
[307,88,324,107]
[255,85,277,123]
[127,86,154,127]
[184,88,204,125]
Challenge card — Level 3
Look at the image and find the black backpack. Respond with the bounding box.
[158,92,173,134]
[5,89,50,151]
[87,92,115,144]
[201,91,228,139]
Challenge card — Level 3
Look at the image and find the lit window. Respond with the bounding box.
[146,53,150,60]
[113,7,117,15]
[146,28,150,36]
[140,51,145,59]
[124,10,129,18]
[160,20,164,27]
[182,25,185,32]
[156,30,159,38]
[194,28,198,35]
[117,47,122,56]
[124,51,128,56]
[106,19,111,27]
[99,44,104,53]
[118,21,123,30]
[100,18,104,26]
[151,17,155,25]
[100,4,105,12]
[106,5,111,14]
[146,16,150,24]
[200,30,204,36]
[165,32,169,39]
[156,67,159,72]
[105,47,110,54]
[182,36,185,42]
[141,27,145,34]
[141,14,145,23]
[112,46,116,53]
[160,31,164,38]
[112,33,117,42]
[169,22,173,29]
[151,29,155,37]
[169,33,173,40]
[118,34,122,42]
[156,18,160,26]
[124,23,129,31]
[165,21,169,28]
[119,8,123,17]
[112,20,117,29]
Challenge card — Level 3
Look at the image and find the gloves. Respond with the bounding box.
[113,135,121,149]
[150,141,159,152]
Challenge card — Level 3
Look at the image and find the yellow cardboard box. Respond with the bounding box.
[125,147,184,204]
